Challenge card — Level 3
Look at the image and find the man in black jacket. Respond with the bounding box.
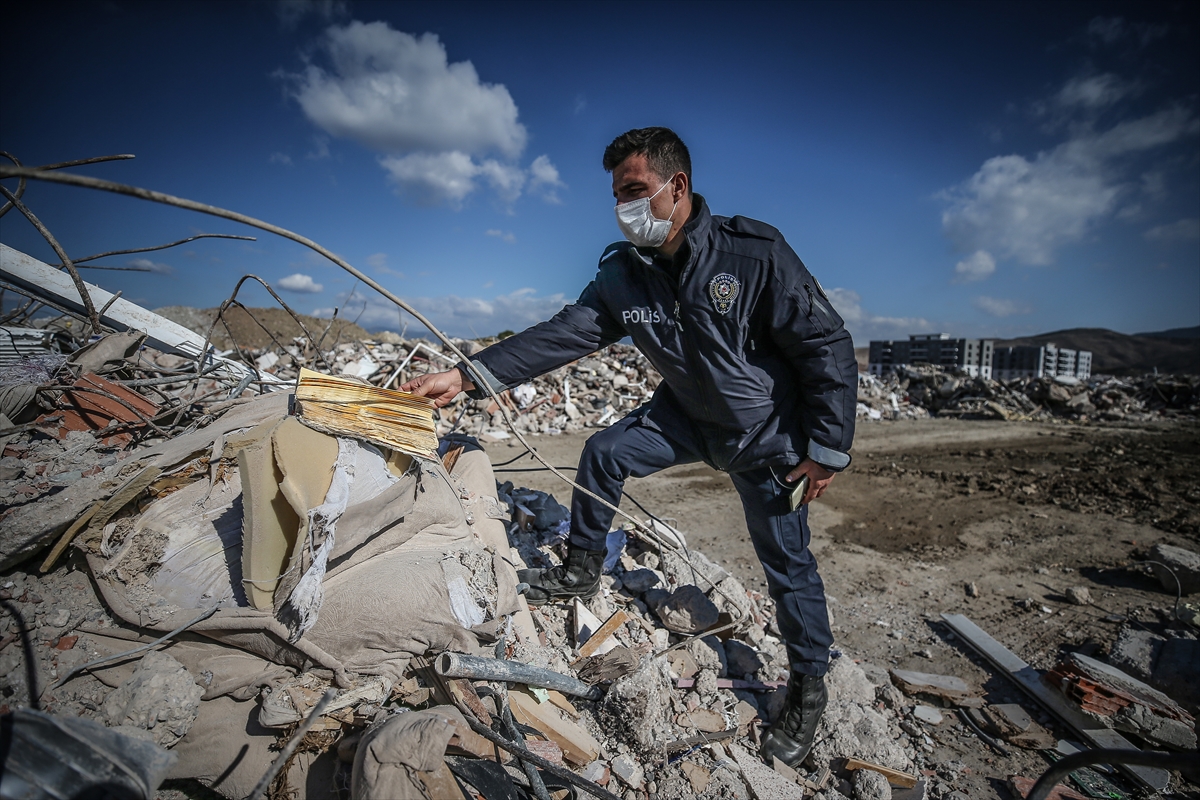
[404,127,857,768]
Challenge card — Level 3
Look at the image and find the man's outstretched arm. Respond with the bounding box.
[404,281,625,406]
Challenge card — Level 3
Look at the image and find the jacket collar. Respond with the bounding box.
[629,193,712,273]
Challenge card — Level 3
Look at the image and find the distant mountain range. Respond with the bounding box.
[1134,326,1200,340]
[994,328,1199,376]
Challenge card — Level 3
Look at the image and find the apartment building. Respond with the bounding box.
[867,333,993,378]
[993,343,1092,381]
[868,334,1092,381]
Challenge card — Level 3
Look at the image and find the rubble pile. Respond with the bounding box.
[857,366,1200,422]
[222,330,662,437]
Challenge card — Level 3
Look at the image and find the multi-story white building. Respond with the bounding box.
[992,342,1092,381]
[869,335,1092,381]
[868,333,993,378]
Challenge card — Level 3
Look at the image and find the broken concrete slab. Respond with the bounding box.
[853,766,893,800]
[0,457,135,571]
[610,752,644,789]
[680,760,711,793]
[1049,652,1195,750]
[656,584,720,634]
[729,740,801,799]
[889,669,976,704]
[810,658,912,775]
[844,758,918,789]
[1148,542,1200,595]
[912,705,943,725]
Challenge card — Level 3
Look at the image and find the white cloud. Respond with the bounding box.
[127,258,173,275]
[314,287,570,337]
[825,288,933,344]
[953,250,996,283]
[486,229,516,244]
[287,22,526,158]
[529,154,566,203]
[973,295,1031,318]
[1145,219,1200,243]
[380,152,531,207]
[941,105,1198,265]
[275,0,346,30]
[281,20,562,208]
[1054,74,1137,112]
[269,151,293,166]
[279,273,324,293]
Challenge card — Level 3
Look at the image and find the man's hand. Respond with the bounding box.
[785,458,836,505]
[401,369,474,408]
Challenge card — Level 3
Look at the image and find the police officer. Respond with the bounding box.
[404,127,857,768]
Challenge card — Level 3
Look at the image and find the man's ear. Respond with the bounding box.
[672,171,689,201]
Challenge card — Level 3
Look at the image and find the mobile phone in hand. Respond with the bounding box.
[788,475,810,511]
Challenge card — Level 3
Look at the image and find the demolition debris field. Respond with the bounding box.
[1,291,1197,798]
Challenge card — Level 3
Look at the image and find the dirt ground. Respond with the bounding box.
[486,417,1200,797]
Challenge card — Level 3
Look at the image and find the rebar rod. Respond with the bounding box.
[461,714,623,800]
[68,233,256,265]
[0,184,101,333]
[247,688,337,800]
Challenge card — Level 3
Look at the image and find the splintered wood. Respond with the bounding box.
[294,367,438,460]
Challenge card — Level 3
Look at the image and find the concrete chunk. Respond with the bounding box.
[1148,543,1200,595]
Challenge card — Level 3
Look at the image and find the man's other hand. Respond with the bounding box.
[785,458,836,505]
[401,369,473,408]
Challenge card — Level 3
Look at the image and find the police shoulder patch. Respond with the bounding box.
[708,273,741,315]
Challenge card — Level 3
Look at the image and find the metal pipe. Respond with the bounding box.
[436,652,603,701]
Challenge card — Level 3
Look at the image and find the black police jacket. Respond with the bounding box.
[459,194,856,474]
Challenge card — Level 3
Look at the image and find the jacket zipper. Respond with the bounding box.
[806,283,835,332]
[673,288,716,427]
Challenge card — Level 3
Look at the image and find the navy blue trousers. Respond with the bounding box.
[570,412,833,676]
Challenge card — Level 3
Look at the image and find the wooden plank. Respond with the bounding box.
[577,609,629,659]
[508,689,600,766]
[844,757,919,789]
[941,613,1169,791]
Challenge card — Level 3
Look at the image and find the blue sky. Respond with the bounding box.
[2,0,1197,343]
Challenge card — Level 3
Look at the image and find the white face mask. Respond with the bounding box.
[615,177,679,248]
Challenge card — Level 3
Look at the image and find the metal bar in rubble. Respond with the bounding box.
[940,613,1169,791]
[0,244,286,389]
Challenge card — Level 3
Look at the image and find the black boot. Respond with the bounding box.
[759,672,828,769]
[517,544,604,606]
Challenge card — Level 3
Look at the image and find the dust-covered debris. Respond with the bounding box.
[856,366,1199,423]
[101,651,203,748]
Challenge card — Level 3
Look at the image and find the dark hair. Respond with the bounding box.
[603,127,692,191]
